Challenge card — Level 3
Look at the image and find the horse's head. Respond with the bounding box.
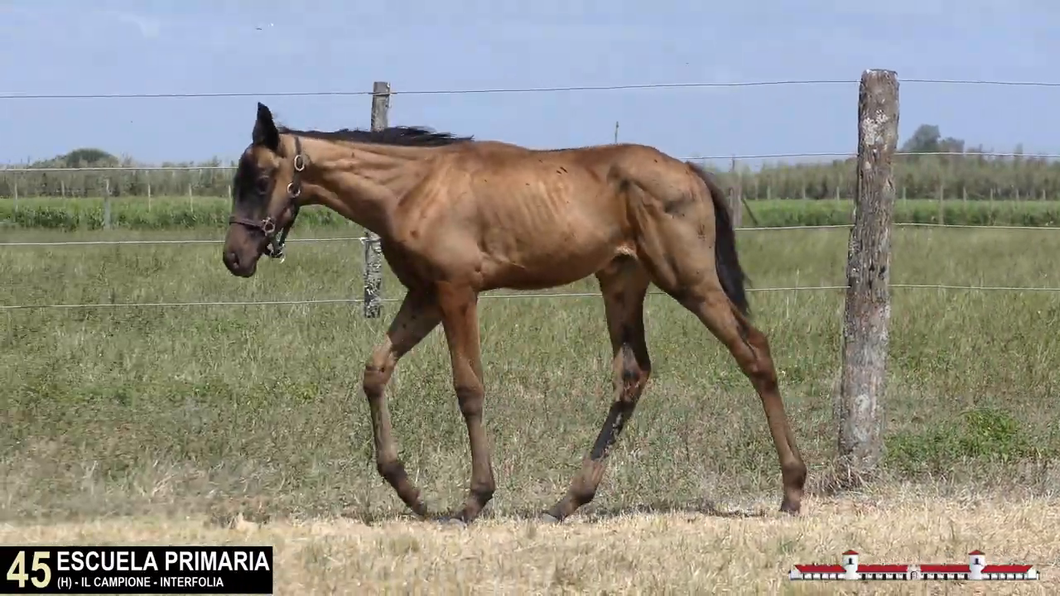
[222,102,307,277]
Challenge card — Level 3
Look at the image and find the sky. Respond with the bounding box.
[0,0,1058,170]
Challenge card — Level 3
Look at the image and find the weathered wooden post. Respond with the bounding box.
[363,81,389,318]
[835,68,898,487]
[729,155,743,227]
[937,181,945,224]
[103,178,112,229]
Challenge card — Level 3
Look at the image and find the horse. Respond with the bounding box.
[222,101,807,525]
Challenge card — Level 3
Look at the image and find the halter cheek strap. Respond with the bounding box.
[228,136,307,262]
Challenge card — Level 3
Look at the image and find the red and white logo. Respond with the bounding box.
[789,550,1039,581]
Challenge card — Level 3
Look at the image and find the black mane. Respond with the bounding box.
[277,125,473,147]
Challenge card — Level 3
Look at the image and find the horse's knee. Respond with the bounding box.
[362,346,393,397]
[617,345,651,402]
[455,383,485,418]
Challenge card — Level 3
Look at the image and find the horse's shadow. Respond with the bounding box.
[507,499,769,523]
[347,498,770,527]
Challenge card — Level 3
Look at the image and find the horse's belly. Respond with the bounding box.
[482,235,625,290]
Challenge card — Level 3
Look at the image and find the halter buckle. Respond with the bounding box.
[266,242,286,261]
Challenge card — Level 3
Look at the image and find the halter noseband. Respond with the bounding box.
[227,136,307,262]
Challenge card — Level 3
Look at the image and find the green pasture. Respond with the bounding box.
[1,224,1058,523]
[3,196,1060,230]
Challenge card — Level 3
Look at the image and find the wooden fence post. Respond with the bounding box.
[729,155,743,227]
[836,69,899,487]
[103,178,112,229]
[937,181,945,224]
[363,81,389,318]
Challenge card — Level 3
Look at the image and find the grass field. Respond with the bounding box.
[4,196,1060,229]
[2,224,1059,591]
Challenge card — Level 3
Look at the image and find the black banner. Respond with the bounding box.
[0,546,272,594]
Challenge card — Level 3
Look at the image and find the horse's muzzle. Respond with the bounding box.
[222,248,258,277]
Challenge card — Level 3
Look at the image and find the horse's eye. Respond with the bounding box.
[255,177,270,194]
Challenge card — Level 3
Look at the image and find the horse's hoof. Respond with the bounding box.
[780,498,801,515]
[538,512,562,524]
[437,516,468,528]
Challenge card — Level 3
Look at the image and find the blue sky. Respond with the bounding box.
[0,0,1057,169]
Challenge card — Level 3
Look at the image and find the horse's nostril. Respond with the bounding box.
[225,250,240,269]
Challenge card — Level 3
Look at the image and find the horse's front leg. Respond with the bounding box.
[436,282,495,524]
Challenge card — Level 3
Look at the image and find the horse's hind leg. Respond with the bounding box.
[614,161,805,513]
[362,289,443,518]
[544,256,652,522]
[634,198,806,512]
[647,243,806,513]
[678,285,806,513]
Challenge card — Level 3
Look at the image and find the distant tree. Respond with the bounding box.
[3,128,1060,203]
[60,148,118,167]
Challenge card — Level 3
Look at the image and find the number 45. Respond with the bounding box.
[6,551,51,588]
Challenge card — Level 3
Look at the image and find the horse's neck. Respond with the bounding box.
[302,139,435,237]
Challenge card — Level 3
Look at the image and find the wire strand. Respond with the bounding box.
[4,214,1057,243]
[0,237,367,247]
[3,283,1058,311]
[0,79,860,101]
[0,165,235,172]
[738,223,1060,232]
[3,76,1060,102]
[902,78,1060,88]
[5,150,1059,174]
[6,222,1060,248]
[891,222,1060,231]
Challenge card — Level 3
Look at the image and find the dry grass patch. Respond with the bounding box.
[4,493,1057,595]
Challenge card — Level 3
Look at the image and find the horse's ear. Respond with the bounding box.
[252,102,280,151]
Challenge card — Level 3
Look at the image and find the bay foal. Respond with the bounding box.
[222,102,807,524]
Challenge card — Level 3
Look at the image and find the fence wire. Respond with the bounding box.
[3,222,1059,248]
[2,76,1060,101]
[3,284,1059,312]
[2,222,1055,309]
[3,150,1060,174]
[0,236,368,247]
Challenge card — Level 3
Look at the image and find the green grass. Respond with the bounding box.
[4,196,1060,230]
[1,225,1059,525]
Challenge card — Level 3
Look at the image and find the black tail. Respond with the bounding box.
[686,161,751,317]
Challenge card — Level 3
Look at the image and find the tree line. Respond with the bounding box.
[1,125,1058,201]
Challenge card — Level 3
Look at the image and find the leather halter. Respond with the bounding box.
[227,136,307,262]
